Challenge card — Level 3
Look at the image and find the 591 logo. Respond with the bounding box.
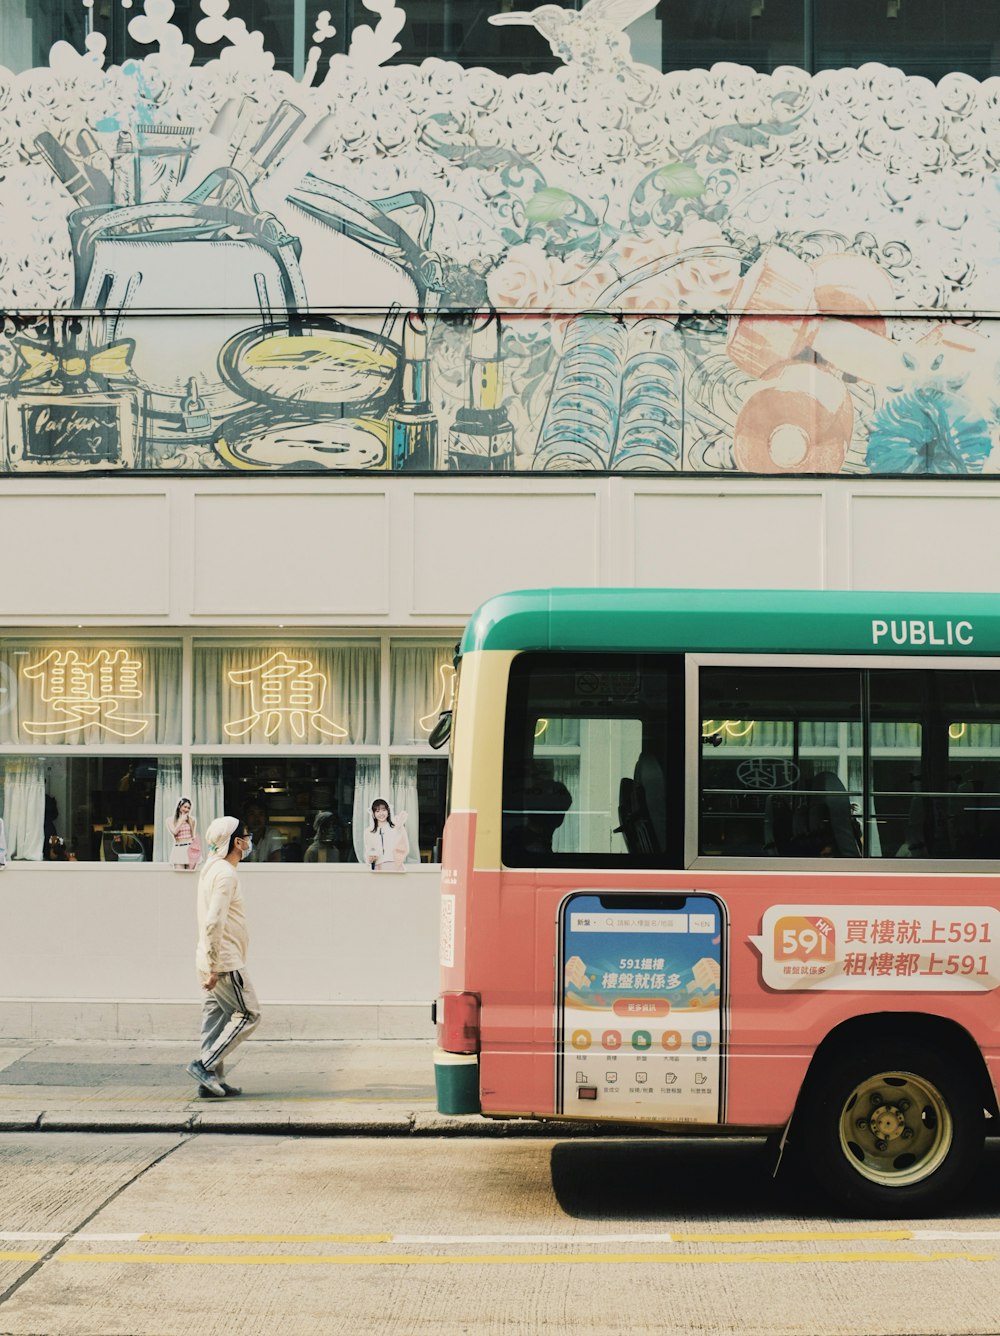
[774,914,836,962]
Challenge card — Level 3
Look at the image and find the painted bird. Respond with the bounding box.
[489,0,661,72]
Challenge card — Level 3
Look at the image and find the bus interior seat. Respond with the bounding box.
[615,777,639,852]
[808,770,861,857]
[632,751,667,855]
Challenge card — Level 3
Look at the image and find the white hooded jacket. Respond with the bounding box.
[195,817,249,974]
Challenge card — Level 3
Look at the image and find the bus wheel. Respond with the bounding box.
[798,1042,984,1216]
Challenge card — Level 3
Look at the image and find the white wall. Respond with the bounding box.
[0,863,440,1040]
[2,472,998,1036]
[4,475,999,631]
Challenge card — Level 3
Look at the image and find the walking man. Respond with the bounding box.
[186,815,261,1098]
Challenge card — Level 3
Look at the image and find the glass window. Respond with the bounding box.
[699,665,1000,860]
[700,667,863,858]
[390,754,448,862]
[390,643,455,746]
[869,670,1000,859]
[0,643,182,747]
[0,0,86,73]
[662,0,805,74]
[193,643,378,746]
[814,0,1000,82]
[218,757,360,863]
[503,653,683,867]
[0,754,173,862]
[380,0,566,72]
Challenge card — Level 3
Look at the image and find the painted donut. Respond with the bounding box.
[734,361,854,474]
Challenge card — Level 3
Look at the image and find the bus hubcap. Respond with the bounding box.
[838,1072,952,1187]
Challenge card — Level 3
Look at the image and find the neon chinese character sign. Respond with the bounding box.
[224,651,347,740]
[419,662,456,734]
[21,648,149,739]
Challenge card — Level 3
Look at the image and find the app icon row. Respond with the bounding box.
[570,1028,713,1053]
[575,1070,713,1087]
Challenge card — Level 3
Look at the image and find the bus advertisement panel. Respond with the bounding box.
[557,892,726,1122]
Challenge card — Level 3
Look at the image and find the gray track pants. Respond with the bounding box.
[200,969,261,1072]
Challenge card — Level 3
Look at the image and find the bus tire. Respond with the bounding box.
[794,1039,984,1217]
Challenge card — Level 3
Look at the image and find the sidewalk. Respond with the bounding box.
[0,1039,570,1137]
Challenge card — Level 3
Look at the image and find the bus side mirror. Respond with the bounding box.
[429,710,452,750]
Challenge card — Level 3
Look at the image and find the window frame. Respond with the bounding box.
[687,651,1000,872]
[501,649,685,870]
[0,628,457,867]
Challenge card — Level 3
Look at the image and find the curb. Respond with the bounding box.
[0,1107,628,1137]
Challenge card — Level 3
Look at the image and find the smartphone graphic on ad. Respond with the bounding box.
[556,892,727,1123]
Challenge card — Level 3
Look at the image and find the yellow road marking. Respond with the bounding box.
[0,1252,39,1261]
[57,1250,995,1268]
[139,1233,392,1244]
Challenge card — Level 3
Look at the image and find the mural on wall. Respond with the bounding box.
[2,0,1000,476]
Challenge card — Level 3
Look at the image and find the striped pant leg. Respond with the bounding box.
[201,969,261,1072]
[199,987,232,1070]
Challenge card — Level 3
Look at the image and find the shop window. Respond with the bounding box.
[0,643,182,747]
[193,643,378,747]
[216,756,361,863]
[0,754,172,861]
[389,755,448,862]
[390,642,455,746]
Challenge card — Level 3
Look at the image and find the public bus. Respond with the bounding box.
[432,588,1000,1216]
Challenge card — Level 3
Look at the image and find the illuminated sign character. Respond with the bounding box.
[419,662,456,733]
[22,648,149,738]
[224,651,348,739]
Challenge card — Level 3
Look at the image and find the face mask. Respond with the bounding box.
[240,836,253,861]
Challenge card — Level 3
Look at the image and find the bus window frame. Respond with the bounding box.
[685,650,1000,873]
[501,649,684,871]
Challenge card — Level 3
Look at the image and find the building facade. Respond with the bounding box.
[1,1,1000,1038]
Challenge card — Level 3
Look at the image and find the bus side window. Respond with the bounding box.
[502,652,681,867]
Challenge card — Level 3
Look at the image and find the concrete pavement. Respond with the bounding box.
[0,1039,598,1137]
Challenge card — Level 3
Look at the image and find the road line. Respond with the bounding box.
[139,1233,392,1244]
[392,1233,677,1245]
[0,1252,39,1262]
[915,1230,1000,1241]
[55,1249,996,1268]
[0,1228,950,1247]
[671,1229,913,1244]
[0,1233,141,1243]
[9,1227,1000,1250]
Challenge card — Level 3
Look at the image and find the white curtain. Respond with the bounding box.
[352,757,382,864]
[192,757,225,842]
[194,645,378,746]
[390,645,454,745]
[0,645,182,746]
[3,757,45,860]
[389,756,421,864]
[153,757,183,862]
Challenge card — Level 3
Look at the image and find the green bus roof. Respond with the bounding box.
[461,589,1000,658]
